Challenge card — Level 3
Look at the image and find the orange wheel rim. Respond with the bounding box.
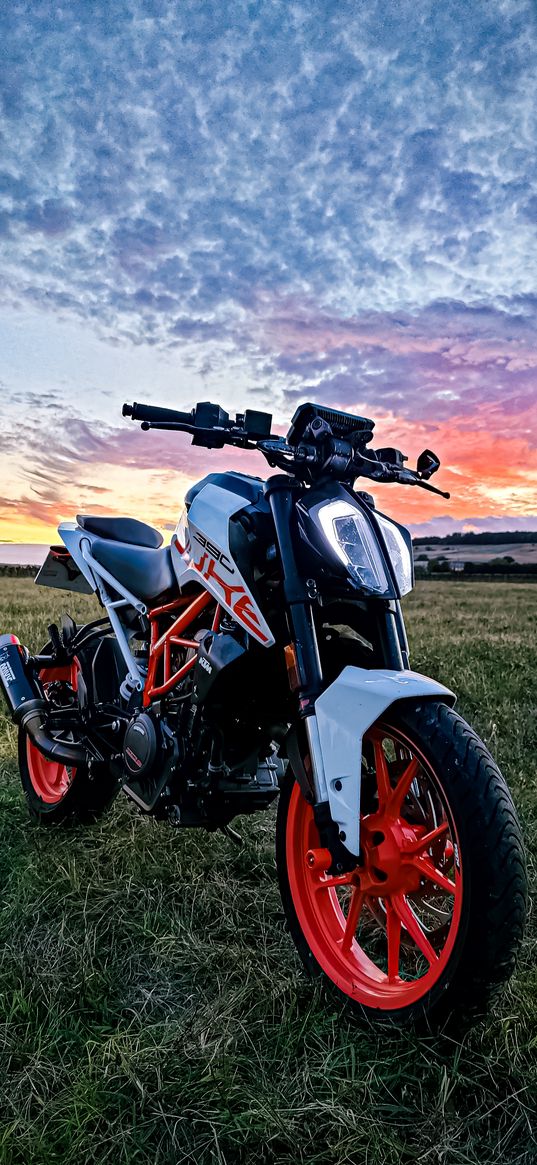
[25,661,79,805]
[286,724,463,1009]
[26,741,75,803]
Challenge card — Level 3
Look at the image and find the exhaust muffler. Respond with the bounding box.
[0,634,87,766]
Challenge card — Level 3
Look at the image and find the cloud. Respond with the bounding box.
[250,295,537,446]
[1,1,537,537]
[2,1,537,342]
[0,406,269,533]
[2,391,535,538]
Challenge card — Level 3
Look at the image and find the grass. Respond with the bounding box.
[0,578,536,1165]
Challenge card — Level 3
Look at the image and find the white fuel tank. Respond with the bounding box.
[171,477,274,647]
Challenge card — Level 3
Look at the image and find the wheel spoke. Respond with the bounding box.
[385,900,401,982]
[393,894,439,965]
[388,757,420,815]
[340,888,365,952]
[314,873,354,891]
[373,738,392,810]
[413,855,456,895]
[406,821,449,853]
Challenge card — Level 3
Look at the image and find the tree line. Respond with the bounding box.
[413,531,537,546]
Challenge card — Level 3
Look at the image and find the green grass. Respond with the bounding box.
[0,579,536,1165]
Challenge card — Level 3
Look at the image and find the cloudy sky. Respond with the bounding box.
[1,0,536,544]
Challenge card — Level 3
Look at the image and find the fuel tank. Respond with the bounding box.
[171,472,275,646]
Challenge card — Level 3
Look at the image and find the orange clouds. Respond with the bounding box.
[3,409,535,545]
[371,407,537,526]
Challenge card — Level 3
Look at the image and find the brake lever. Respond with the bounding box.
[416,479,450,499]
[394,467,450,498]
[139,420,258,449]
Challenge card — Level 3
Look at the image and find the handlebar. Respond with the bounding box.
[122,400,449,498]
[122,402,193,425]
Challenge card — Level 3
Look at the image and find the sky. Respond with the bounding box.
[1,0,536,546]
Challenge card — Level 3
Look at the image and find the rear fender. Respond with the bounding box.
[34,523,99,595]
[35,543,95,595]
[313,666,455,857]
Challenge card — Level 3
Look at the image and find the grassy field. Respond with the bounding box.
[0,578,536,1165]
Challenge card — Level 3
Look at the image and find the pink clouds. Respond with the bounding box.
[253,294,536,364]
[2,292,536,542]
[2,393,535,541]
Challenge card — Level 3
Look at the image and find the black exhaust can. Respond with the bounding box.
[0,633,87,766]
[0,634,42,721]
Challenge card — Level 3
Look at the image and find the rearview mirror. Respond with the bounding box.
[417,449,440,479]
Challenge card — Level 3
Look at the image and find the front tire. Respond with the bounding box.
[276,701,527,1025]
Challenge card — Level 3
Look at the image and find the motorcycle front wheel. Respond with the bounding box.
[276,700,527,1026]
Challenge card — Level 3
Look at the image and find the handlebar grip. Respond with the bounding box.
[122,401,193,424]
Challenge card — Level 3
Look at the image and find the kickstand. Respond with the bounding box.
[221,824,243,846]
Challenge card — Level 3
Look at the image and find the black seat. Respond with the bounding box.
[91,538,175,603]
[77,514,163,549]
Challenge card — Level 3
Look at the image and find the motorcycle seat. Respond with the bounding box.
[91,537,175,603]
[77,514,163,549]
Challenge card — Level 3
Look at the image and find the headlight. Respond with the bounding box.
[317,500,391,595]
[376,514,414,596]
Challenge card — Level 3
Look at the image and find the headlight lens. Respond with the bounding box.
[317,500,391,594]
[376,515,414,596]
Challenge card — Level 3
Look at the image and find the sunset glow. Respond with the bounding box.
[1,4,536,546]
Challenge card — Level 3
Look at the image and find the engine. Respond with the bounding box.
[121,624,284,826]
[123,711,161,780]
[122,712,178,811]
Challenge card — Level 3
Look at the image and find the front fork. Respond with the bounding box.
[266,477,410,873]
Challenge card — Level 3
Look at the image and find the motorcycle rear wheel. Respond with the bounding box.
[18,661,116,824]
[276,700,527,1026]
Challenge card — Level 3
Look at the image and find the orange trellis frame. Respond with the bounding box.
[143,590,221,706]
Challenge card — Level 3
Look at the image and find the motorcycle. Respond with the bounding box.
[0,398,527,1025]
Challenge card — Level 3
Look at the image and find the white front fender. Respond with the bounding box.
[313,667,455,857]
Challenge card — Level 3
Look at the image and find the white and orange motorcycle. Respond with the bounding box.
[0,399,527,1025]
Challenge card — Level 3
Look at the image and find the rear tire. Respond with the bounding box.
[276,700,527,1026]
[19,732,115,824]
[18,659,117,825]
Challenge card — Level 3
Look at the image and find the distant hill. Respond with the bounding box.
[412,531,537,575]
